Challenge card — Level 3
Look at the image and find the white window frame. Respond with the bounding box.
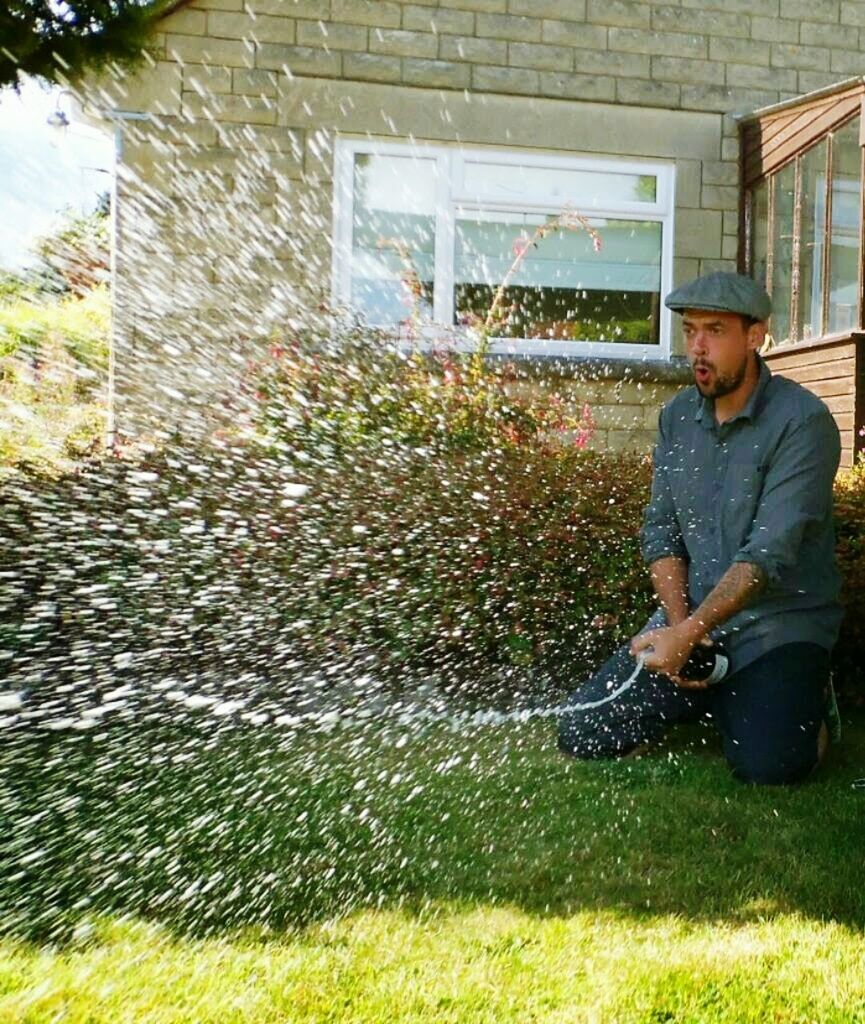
[332,137,675,361]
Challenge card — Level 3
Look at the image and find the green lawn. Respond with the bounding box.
[3,709,865,1023]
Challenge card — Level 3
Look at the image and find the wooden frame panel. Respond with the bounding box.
[821,138,833,336]
[742,83,864,188]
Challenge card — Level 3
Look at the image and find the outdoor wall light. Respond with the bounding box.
[46,89,73,129]
[46,107,70,128]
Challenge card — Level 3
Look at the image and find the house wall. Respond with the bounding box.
[84,0,865,443]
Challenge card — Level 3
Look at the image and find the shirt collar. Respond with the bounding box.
[695,352,772,428]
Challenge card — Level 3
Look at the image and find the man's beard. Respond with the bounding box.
[693,357,748,398]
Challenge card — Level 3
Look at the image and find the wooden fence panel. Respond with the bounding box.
[763,336,862,462]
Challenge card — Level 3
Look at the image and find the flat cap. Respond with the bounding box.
[664,271,772,321]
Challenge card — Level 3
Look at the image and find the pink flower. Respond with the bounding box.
[512,236,532,257]
[592,235,602,253]
[591,613,619,629]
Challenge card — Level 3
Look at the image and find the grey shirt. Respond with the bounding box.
[640,352,844,673]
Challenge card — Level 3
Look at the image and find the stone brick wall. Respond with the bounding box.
[515,372,685,453]
[82,0,860,438]
[156,0,865,111]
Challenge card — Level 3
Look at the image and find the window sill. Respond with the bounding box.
[391,326,686,381]
[398,339,692,384]
[480,351,693,385]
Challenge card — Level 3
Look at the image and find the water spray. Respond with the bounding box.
[0,644,728,734]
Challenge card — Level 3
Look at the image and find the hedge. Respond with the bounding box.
[2,316,865,714]
[0,439,652,711]
[2,433,865,718]
[0,285,109,474]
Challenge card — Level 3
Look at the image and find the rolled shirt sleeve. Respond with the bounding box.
[731,409,840,587]
[640,408,688,565]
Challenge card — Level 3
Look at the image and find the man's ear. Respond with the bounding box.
[747,321,767,352]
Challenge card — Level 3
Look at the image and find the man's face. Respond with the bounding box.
[682,310,765,399]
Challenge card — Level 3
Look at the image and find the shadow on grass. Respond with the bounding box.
[3,708,865,945]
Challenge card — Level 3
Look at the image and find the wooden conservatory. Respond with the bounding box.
[740,77,865,469]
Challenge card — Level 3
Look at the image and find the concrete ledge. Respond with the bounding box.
[483,352,694,384]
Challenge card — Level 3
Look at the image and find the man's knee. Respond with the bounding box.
[716,643,831,786]
[557,710,642,760]
[725,738,821,786]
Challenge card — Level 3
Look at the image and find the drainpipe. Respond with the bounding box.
[102,110,151,449]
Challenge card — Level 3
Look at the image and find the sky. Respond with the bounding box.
[0,77,114,271]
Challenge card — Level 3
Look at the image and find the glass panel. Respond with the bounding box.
[797,140,827,340]
[750,180,769,289]
[453,209,662,344]
[350,153,436,326]
[771,161,795,346]
[461,160,657,205]
[828,119,861,334]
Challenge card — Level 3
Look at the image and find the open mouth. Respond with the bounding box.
[694,365,712,385]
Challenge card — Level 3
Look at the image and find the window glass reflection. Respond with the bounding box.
[350,154,436,327]
[828,120,861,334]
[771,162,795,345]
[797,140,827,340]
[454,211,661,344]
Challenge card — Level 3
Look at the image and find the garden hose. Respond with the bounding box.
[565,652,648,711]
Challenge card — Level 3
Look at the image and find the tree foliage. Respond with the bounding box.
[0,1,169,90]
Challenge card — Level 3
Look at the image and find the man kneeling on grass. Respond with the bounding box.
[558,272,843,785]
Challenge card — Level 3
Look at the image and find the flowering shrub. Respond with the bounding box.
[0,285,109,475]
[251,314,595,458]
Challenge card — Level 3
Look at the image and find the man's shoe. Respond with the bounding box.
[825,675,842,745]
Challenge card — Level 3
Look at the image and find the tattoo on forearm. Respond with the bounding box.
[712,562,767,606]
[688,561,768,638]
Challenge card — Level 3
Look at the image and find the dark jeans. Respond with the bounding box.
[557,640,831,785]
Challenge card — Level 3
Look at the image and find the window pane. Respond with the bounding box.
[453,210,661,344]
[828,120,862,334]
[462,160,657,206]
[771,162,795,345]
[350,153,436,326]
[797,140,827,340]
[750,180,769,289]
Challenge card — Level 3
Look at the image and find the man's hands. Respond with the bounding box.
[630,622,709,690]
[638,559,767,690]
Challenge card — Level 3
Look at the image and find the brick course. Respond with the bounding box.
[152,1,864,118]
[91,0,865,442]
